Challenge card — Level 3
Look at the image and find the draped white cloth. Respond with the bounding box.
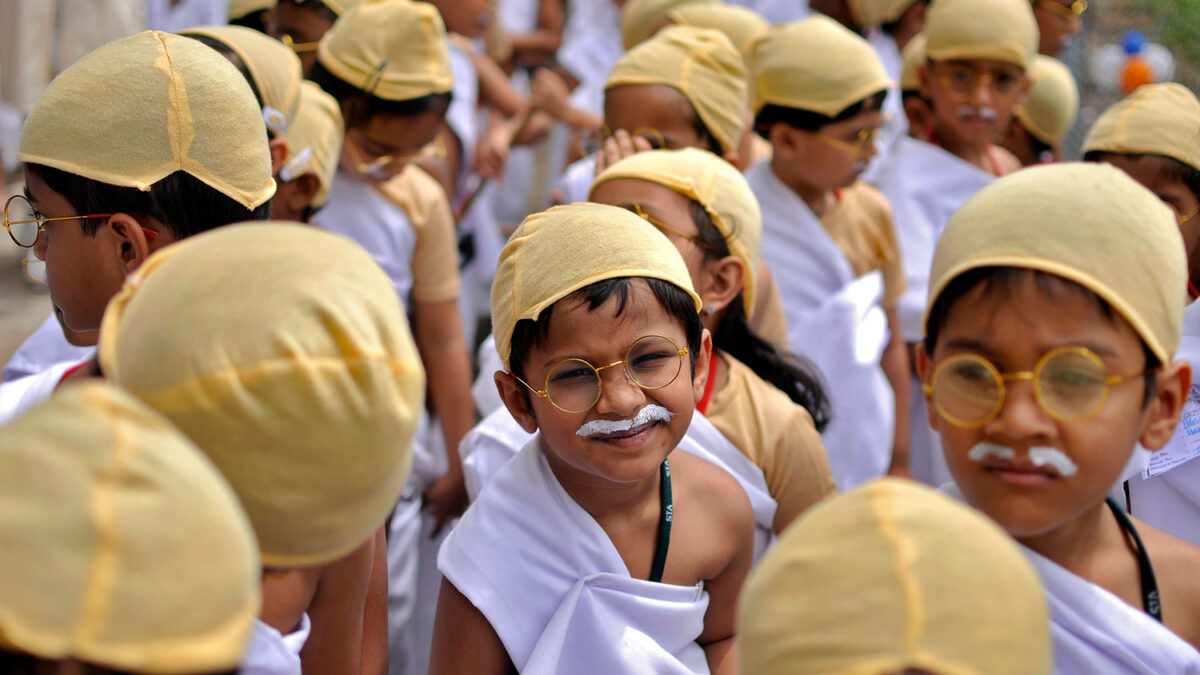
[2,313,93,382]
[239,614,311,675]
[0,360,79,426]
[745,160,893,489]
[440,438,711,673]
[459,406,778,562]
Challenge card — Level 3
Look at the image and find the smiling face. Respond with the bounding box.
[923,58,1028,150]
[505,279,708,488]
[920,272,1166,539]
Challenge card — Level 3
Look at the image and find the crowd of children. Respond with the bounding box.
[1,0,1199,673]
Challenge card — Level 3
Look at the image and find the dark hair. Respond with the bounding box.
[26,164,271,240]
[1027,131,1055,163]
[687,201,832,430]
[924,267,1160,402]
[307,61,452,128]
[278,0,339,23]
[1082,150,1200,207]
[687,109,725,156]
[508,277,704,385]
[228,9,271,33]
[754,90,887,139]
[881,0,928,35]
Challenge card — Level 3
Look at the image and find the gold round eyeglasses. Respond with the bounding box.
[511,335,689,413]
[3,195,112,249]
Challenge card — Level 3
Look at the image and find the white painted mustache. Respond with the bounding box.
[576,404,674,438]
[957,104,999,121]
[968,442,1079,477]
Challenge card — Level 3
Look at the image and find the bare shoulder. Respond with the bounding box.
[670,449,754,535]
[1136,519,1200,649]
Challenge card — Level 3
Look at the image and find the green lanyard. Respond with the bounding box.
[649,459,673,584]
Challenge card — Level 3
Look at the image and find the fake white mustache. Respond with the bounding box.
[967,442,1079,477]
[957,104,999,121]
[576,404,675,438]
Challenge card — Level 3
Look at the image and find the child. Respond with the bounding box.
[1083,83,1200,548]
[747,16,910,488]
[99,223,426,674]
[920,162,1200,668]
[1002,55,1078,166]
[898,33,932,140]
[0,382,260,675]
[1031,0,1084,56]
[267,0,359,74]
[591,147,837,542]
[272,81,344,223]
[0,31,273,421]
[431,203,754,673]
[868,0,1036,486]
[739,478,1052,674]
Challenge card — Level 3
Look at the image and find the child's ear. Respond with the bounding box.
[495,371,540,434]
[1141,360,1191,450]
[269,138,289,175]
[918,61,933,101]
[691,328,714,401]
[700,256,745,318]
[106,213,160,275]
[915,343,941,431]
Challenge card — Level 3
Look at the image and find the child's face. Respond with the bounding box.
[339,109,445,184]
[24,169,126,339]
[919,274,1179,539]
[774,106,884,191]
[268,0,334,75]
[603,84,711,153]
[1098,154,1200,287]
[922,58,1028,149]
[505,279,709,487]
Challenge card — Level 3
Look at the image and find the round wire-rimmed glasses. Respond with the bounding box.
[923,346,1153,428]
[511,334,690,413]
[3,194,112,249]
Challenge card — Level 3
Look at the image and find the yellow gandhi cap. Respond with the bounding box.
[282,81,345,208]
[317,0,453,102]
[848,0,919,28]
[606,25,747,155]
[900,32,927,92]
[1082,83,1200,173]
[99,223,425,568]
[19,31,274,210]
[492,203,702,371]
[1014,55,1079,146]
[926,162,1185,364]
[666,4,769,60]
[228,0,275,19]
[925,0,1038,69]
[621,0,717,50]
[181,24,304,135]
[739,478,1051,675]
[751,16,892,118]
[0,382,259,674]
[590,148,761,317]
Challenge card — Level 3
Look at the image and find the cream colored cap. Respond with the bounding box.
[283,81,345,208]
[848,0,918,28]
[667,4,769,60]
[492,203,702,371]
[925,0,1038,69]
[20,31,274,210]
[1083,83,1200,173]
[751,16,892,118]
[228,0,275,19]
[181,24,304,135]
[606,25,747,155]
[0,382,259,673]
[590,148,761,317]
[926,162,1185,364]
[317,0,453,102]
[621,0,717,50]
[1014,55,1078,146]
[99,223,425,567]
[739,478,1051,675]
[900,32,927,91]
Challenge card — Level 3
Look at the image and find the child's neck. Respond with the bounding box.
[771,158,837,217]
[1016,499,1127,579]
[931,121,994,174]
[541,437,662,521]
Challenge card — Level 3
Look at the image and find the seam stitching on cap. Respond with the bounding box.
[873,485,925,655]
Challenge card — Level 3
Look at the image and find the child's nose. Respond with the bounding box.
[984,378,1056,444]
[593,365,645,418]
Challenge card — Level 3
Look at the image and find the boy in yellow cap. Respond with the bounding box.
[268,0,362,73]
[1002,55,1079,166]
[273,81,345,223]
[0,31,273,422]
[869,0,1036,485]
[897,33,932,140]
[1083,83,1200,550]
[99,223,426,674]
[921,162,1200,668]
[0,382,261,675]
[747,16,911,488]
[848,0,927,164]
[430,203,753,673]
[1032,0,1085,56]
[739,478,1053,675]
